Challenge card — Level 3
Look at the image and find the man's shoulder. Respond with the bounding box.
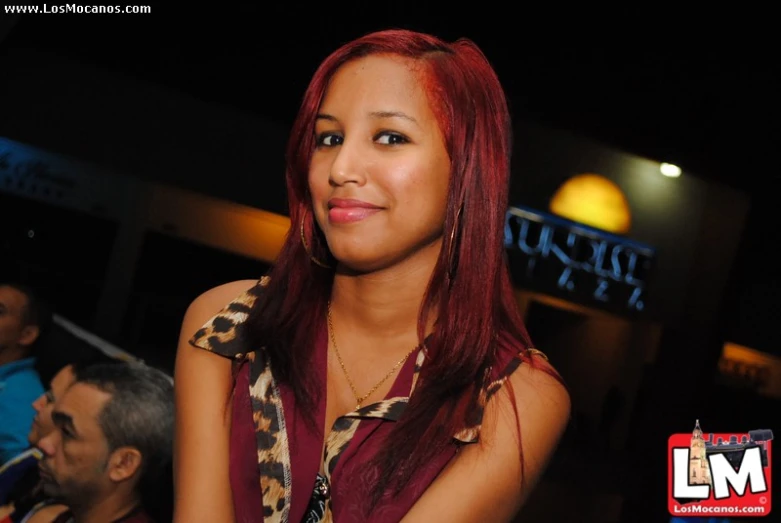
[0,359,43,395]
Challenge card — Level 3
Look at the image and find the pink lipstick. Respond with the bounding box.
[328,198,383,224]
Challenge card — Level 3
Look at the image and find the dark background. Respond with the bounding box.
[2,7,775,354]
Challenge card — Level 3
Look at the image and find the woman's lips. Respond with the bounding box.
[328,207,382,223]
[327,198,383,224]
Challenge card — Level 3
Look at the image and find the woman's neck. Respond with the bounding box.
[329,240,440,342]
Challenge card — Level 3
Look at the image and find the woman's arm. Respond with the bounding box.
[401,360,571,523]
[172,280,258,523]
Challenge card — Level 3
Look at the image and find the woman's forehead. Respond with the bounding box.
[320,55,433,118]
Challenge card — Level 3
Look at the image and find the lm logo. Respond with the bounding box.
[668,420,773,517]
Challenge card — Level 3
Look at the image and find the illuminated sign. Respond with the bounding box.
[504,205,655,314]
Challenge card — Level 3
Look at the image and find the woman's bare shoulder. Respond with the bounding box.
[173,281,255,522]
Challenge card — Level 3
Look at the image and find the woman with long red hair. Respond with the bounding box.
[173,29,570,523]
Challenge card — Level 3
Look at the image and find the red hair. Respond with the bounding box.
[245,29,559,511]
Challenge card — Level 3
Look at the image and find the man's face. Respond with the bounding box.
[37,382,113,504]
[28,365,76,446]
[0,285,30,353]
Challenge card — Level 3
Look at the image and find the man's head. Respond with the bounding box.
[37,362,174,508]
[27,350,119,446]
[0,283,50,361]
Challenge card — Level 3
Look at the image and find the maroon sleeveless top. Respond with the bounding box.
[190,279,527,523]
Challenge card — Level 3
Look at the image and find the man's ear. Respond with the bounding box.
[18,324,40,348]
[107,447,143,483]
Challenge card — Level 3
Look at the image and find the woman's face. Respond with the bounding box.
[308,54,451,273]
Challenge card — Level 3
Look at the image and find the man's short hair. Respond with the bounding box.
[0,282,53,357]
[68,349,118,375]
[73,362,174,486]
[0,282,52,332]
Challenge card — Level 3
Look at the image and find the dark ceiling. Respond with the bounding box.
[1,7,778,353]
[2,7,777,195]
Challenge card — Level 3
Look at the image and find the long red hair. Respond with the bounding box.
[245,29,556,511]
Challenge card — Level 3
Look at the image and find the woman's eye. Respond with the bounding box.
[375,132,408,145]
[316,133,343,147]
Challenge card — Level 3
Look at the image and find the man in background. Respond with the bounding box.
[0,348,117,522]
[36,362,174,523]
[0,283,50,465]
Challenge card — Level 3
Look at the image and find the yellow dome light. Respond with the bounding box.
[549,173,632,234]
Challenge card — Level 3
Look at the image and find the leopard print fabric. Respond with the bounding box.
[190,277,293,523]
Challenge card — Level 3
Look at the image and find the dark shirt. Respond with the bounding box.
[50,506,153,523]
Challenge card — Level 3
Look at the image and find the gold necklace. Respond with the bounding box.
[327,301,419,410]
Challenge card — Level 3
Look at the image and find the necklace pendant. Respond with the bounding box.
[355,403,361,411]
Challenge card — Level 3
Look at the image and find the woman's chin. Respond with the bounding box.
[331,250,392,275]
[334,259,385,275]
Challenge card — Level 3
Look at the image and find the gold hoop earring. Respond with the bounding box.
[300,210,332,269]
[447,204,464,279]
